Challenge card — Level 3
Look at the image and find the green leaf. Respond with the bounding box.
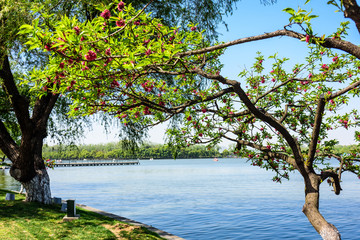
[18,24,34,34]
[283,8,295,15]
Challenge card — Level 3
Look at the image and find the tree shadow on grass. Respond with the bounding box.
[0,189,164,239]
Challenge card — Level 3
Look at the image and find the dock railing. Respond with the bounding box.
[53,159,140,167]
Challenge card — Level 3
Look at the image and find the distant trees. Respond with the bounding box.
[42,142,221,160]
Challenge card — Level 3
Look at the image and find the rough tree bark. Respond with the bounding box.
[302,173,341,240]
[0,55,58,204]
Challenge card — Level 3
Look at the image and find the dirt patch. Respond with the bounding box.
[103,223,140,239]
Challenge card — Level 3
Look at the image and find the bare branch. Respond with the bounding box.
[308,96,326,167]
[321,170,342,195]
[329,80,360,99]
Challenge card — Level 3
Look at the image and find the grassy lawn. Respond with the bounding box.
[0,189,164,240]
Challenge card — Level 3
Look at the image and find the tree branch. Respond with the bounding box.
[0,120,19,162]
[343,0,360,34]
[307,96,326,167]
[0,56,31,131]
[329,80,360,99]
[223,134,297,167]
[173,28,360,61]
[32,93,59,127]
[321,170,342,195]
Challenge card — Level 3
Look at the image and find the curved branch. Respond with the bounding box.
[195,70,307,175]
[321,170,342,195]
[173,28,360,61]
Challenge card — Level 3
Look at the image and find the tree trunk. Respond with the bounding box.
[1,55,57,205]
[303,173,341,240]
[21,169,51,204]
[8,125,52,204]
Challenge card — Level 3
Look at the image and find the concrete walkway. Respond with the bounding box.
[77,203,185,240]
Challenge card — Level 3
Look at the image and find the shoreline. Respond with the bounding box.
[77,203,185,240]
[5,189,184,240]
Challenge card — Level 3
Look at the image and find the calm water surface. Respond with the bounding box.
[1,158,360,239]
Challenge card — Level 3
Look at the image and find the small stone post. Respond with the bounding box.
[67,199,76,217]
[5,193,15,201]
[63,199,80,221]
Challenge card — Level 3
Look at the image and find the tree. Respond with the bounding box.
[1,0,242,203]
[22,1,360,239]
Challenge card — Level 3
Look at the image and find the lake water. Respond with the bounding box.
[1,158,360,239]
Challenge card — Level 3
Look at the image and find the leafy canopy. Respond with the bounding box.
[20,1,360,184]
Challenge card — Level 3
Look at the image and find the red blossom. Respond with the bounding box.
[306,34,310,43]
[74,26,80,35]
[143,106,151,115]
[117,1,125,11]
[116,19,125,27]
[70,80,76,87]
[100,9,111,19]
[111,80,120,88]
[145,49,152,56]
[105,48,111,56]
[45,44,52,51]
[191,26,197,31]
[59,72,65,78]
[59,62,64,69]
[85,50,97,61]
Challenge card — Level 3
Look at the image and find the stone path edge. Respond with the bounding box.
[76,203,186,240]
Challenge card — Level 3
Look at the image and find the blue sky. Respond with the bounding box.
[79,0,360,146]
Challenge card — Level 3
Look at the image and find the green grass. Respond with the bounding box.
[0,189,164,240]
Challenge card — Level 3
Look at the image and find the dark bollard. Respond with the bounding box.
[67,199,76,217]
[62,199,80,221]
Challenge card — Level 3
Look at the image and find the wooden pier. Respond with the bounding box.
[53,160,140,167]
